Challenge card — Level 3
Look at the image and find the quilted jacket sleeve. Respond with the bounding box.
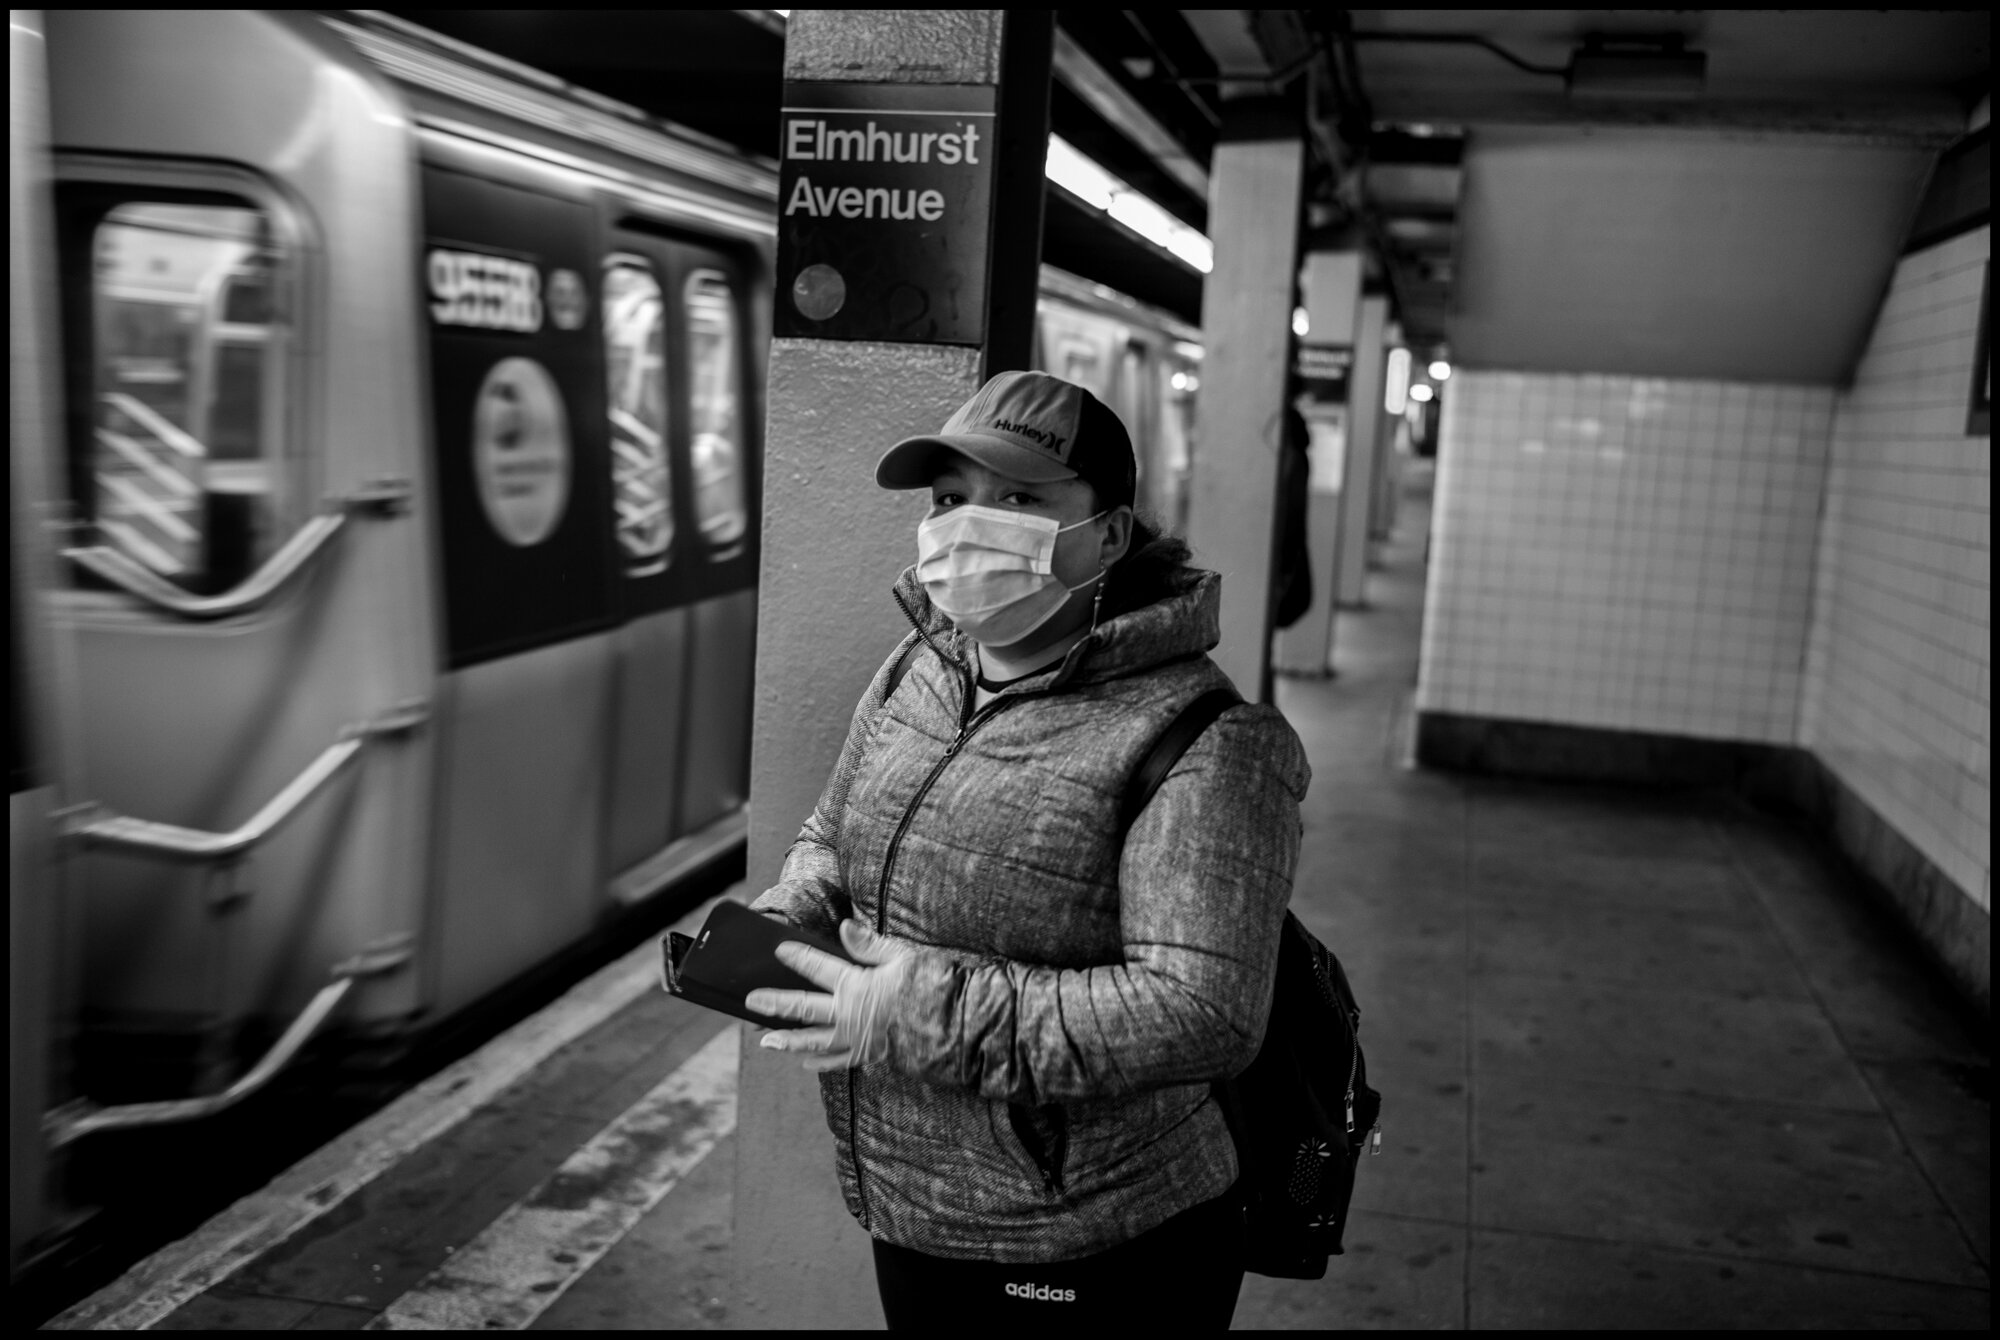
[885,703,1309,1104]
[749,634,920,939]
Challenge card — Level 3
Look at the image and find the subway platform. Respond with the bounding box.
[48,468,1989,1331]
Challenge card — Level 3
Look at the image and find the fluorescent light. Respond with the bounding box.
[1107,185,1180,242]
[1292,307,1310,338]
[1384,348,1411,413]
[1046,134,1212,274]
[1045,135,1117,210]
[1408,383,1434,403]
[1428,360,1451,381]
[1162,228,1214,274]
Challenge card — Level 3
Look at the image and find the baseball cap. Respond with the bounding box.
[875,370,1137,509]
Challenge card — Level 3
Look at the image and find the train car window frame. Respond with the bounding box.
[605,216,762,608]
[602,251,676,579]
[51,156,314,608]
[683,266,749,566]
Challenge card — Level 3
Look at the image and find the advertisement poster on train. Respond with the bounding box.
[774,80,997,345]
[421,168,616,668]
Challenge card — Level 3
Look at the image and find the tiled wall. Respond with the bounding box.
[1417,372,1834,743]
[1416,227,1990,915]
[1803,226,1991,912]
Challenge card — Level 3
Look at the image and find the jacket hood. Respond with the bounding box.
[892,562,1222,688]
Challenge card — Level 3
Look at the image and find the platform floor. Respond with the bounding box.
[53,466,1989,1330]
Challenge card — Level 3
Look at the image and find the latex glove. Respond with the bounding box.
[745,920,915,1072]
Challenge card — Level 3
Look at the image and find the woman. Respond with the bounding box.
[744,370,1309,1329]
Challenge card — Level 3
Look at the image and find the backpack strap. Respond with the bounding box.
[1118,687,1241,837]
[1115,685,1256,1199]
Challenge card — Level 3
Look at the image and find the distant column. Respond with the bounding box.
[733,9,1051,1330]
[1184,102,1305,700]
[1274,250,1362,676]
[1337,295,1389,606]
[1372,318,1408,542]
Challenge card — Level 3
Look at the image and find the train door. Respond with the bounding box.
[418,159,622,1015]
[602,223,758,862]
[597,243,688,883]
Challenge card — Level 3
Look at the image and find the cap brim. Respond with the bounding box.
[875,434,1080,490]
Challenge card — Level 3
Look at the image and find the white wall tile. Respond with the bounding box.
[1417,369,1828,744]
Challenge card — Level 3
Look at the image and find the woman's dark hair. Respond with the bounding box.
[1099,505,1195,621]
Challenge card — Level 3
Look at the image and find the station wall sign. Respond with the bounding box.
[1295,343,1353,403]
[774,80,997,346]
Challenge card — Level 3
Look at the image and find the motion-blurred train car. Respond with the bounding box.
[35,4,771,1120]
[12,7,1205,1278]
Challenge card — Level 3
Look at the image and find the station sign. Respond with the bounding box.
[773,80,998,346]
[1295,343,1353,403]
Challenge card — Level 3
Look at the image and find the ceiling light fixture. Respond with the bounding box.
[1045,134,1214,274]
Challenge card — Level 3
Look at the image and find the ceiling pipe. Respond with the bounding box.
[1347,29,1566,80]
[1346,29,1710,100]
[1119,10,1222,131]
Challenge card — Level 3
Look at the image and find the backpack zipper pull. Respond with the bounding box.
[1370,1126,1382,1156]
[1345,1095,1355,1136]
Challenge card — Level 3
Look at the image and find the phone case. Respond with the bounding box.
[659,899,857,1030]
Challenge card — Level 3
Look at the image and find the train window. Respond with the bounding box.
[685,269,747,561]
[82,201,287,595]
[603,256,674,577]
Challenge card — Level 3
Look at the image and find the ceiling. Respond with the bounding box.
[377,10,1990,354]
[1317,10,1989,349]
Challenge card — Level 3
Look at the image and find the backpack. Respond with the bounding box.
[1122,688,1383,1281]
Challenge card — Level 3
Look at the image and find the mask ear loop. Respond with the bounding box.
[1085,510,1115,635]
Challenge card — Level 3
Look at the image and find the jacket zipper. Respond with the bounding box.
[852,694,1011,1227]
[1008,1102,1068,1197]
[851,597,1062,1227]
[1343,1009,1360,1138]
[1338,984,1379,1154]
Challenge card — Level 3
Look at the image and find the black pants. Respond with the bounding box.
[871,1190,1246,1331]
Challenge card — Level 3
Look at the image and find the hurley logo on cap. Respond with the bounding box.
[991,418,1066,452]
[942,372,1085,465]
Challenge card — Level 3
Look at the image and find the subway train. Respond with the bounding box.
[9,9,1201,1276]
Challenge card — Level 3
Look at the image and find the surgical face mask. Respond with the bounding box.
[916,504,1106,647]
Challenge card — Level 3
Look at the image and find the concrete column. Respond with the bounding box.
[732,11,1049,1330]
[1183,104,1304,701]
[1335,295,1389,607]
[1273,251,1361,676]
[1368,366,1400,540]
